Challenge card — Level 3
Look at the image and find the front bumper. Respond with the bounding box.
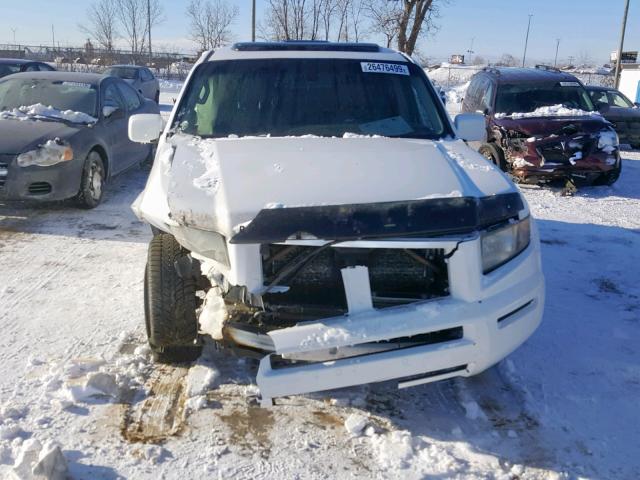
[255,227,544,405]
[0,154,83,202]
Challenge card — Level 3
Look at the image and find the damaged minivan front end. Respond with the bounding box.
[130,43,544,405]
[491,114,621,185]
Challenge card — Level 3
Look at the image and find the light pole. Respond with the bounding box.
[554,38,560,67]
[11,28,16,44]
[147,0,152,65]
[614,0,630,89]
[522,14,533,68]
[252,0,256,42]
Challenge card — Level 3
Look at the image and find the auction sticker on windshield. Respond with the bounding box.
[361,62,409,75]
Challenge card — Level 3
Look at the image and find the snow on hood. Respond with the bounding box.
[0,103,97,124]
[158,134,515,237]
[495,104,601,120]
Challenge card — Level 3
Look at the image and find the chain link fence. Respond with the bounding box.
[0,43,197,81]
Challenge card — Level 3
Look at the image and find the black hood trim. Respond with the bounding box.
[230,192,524,244]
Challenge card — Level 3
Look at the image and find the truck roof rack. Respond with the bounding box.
[232,41,381,53]
[535,64,561,72]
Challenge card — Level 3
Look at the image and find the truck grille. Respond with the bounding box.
[261,244,449,314]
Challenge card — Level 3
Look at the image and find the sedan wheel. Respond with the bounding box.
[76,151,105,209]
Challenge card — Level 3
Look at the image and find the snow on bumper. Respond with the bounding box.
[257,229,544,404]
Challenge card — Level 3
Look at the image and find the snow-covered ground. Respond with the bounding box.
[0,88,639,479]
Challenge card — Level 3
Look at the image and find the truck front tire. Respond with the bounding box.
[144,234,202,363]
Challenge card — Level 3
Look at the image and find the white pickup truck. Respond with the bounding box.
[128,41,544,406]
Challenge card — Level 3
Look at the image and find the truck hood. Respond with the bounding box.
[138,134,518,240]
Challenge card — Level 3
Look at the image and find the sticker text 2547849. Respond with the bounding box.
[360,62,409,76]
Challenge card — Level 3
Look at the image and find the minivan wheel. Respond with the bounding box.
[478,143,507,171]
[76,151,105,209]
[144,233,202,364]
[594,163,622,186]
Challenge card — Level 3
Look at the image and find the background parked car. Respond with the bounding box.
[462,66,621,186]
[0,58,55,78]
[0,71,159,208]
[103,65,160,103]
[586,85,640,149]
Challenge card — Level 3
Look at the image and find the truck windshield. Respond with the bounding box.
[495,82,595,115]
[172,58,448,139]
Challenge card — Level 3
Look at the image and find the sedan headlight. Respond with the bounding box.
[481,216,531,273]
[17,138,74,167]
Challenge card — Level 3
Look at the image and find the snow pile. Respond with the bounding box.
[343,414,369,436]
[9,439,68,480]
[198,289,226,340]
[369,430,415,469]
[0,103,97,124]
[445,81,469,107]
[496,104,601,119]
[426,65,483,87]
[185,361,220,411]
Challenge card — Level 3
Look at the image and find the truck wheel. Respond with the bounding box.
[478,143,507,171]
[76,151,105,209]
[144,233,202,363]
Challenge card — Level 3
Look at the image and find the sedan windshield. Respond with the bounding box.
[496,82,595,115]
[0,78,98,118]
[173,59,448,139]
[104,67,138,80]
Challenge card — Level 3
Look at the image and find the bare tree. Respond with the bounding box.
[472,55,486,66]
[396,0,442,56]
[116,0,163,59]
[186,0,239,51]
[263,0,343,41]
[364,0,402,48]
[80,0,119,52]
[496,53,518,67]
[365,0,442,55]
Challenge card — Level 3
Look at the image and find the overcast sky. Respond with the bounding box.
[1,0,638,64]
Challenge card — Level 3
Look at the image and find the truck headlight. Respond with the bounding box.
[481,217,531,273]
[598,129,619,151]
[17,139,74,167]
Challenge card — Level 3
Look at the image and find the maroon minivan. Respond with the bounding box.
[462,66,621,185]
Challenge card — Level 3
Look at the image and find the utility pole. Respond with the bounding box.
[147,0,152,65]
[11,28,16,44]
[251,0,256,42]
[51,25,55,50]
[554,38,560,67]
[522,14,533,67]
[614,0,630,89]
[467,37,475,63]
